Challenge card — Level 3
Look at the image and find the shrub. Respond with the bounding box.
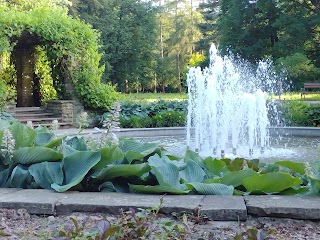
[152,111,186,127]
[118,100,187,128]
[0,3,119,110]
[120,115,154,128]
[275,53,320,90]
[282,101,320,126]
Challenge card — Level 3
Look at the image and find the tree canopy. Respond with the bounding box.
[198,0,320,88]
[1,0,319,100]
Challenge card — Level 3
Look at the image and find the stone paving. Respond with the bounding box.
[0,188,319,221]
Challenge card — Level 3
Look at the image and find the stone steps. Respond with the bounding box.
[7,107,73,129]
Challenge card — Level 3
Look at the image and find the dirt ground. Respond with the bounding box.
[0,208,320,239]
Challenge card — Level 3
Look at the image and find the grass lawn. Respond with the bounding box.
[272,92,320,101]
[119,92,320,103]
[119,92,188,102]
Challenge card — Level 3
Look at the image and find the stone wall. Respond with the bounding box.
[46,100,84,126]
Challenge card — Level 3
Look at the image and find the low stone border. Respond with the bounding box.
[1,189,319,221]
[54,127,320,138]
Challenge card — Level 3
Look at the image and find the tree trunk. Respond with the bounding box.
[13,45,36,107]
[177,52,182,93]
[12,31,39,107]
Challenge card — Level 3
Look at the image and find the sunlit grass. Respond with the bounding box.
[119,92,320,103]
[119,92,188,102]
[270,92,320,101]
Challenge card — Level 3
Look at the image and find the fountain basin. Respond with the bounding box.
[62,127,320,163]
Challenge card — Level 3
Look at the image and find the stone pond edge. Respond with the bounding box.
[0,189,319,221]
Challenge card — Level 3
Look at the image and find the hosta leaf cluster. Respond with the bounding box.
[0,121,319,196]
[109,100,187,128]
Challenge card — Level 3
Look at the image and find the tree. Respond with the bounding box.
[217,0,280,61]
[197,0,219,53]
[72,0,158,93]
[155,0,202,92]
[208,0,320,88]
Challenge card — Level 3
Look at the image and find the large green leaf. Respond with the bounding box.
[34,131,55,146]
[13,147,63,165]
[51,151,101,192]
[9,122,36,149]
[308,161,320,180]
[99,181,117,192]
[148,154,180,187]
[0,130,3,146]
[242,172,302,194]
[186,182,234,195]
[62,143,79,157]
[64,136,88,151]
[184,149,203,164]
[94,163,151,181]
[203,157,228,176]
[129,184,190,194]
[44,137,63,149]
[9,165,34,188]
[206,169,259,187]
[180,159,205,183]
[29,162,63,190]
[307,161,320,194]
[119,140,158,163]
[274,161,305,175]
[0,120,10,130]
[34,130,62,149]
[93,146,124,171]
[0,168,10,187]
[227,158,246,171]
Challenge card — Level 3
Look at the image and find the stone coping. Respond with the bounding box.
[54,126,320,138]
[1,189,319,221]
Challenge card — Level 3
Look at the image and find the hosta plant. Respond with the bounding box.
[0,120,319,196]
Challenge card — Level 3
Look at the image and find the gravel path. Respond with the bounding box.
[1,208,320,239]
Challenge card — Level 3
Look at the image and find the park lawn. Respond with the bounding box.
[274,92,320,101]
[119,92,320,103]
[119,92,188,102]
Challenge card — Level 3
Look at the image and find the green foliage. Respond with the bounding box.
[0,79,8,110]
[233,227,273,240]
[120,115,154,128]
[0,120,319,196]
[276,53,320,89]
[34,46,57,103]
[153,111,186,127]
[0,52,15,109]
[0,2,119,110]
[283,101,320,126]
[118,100,187,128]
[205,0,320,89]
[45,199,189,239]
[72,0,158,93]
[114,204,188,239]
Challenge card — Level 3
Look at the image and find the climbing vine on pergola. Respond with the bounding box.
[0,4,118,110]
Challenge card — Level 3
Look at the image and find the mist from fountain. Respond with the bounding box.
[186,44,281,159]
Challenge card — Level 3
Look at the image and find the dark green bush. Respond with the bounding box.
[153,111,186,127]
[283,101,320,126]
[112,100,187,128]
[120,115,154,128]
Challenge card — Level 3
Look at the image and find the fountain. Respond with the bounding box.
[186,44,280,159]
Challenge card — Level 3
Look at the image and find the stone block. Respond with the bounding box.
[245,195,320,219]
[201,196,247,221]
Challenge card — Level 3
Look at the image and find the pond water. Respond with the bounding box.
[138,136,320,163]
